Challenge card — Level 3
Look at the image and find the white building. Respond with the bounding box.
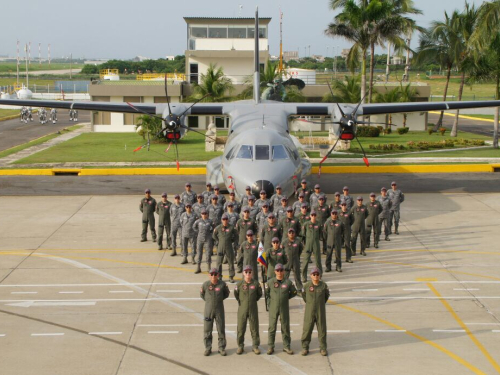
[184,17,271,84]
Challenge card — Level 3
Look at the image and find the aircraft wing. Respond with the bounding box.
[360,100,500,116]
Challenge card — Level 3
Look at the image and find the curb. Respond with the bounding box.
[0,165,499,176]
[0,114,21,122]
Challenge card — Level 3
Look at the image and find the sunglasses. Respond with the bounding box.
[272,241,279,244]
[222,218,228,221]
[210,273,218,276]
[311,214,317,216]
[275,269,284,272]
[244,271,252,274]
[312,273,320,276]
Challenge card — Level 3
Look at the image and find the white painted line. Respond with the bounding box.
[375,330,406,333]
[138,324,203,327]
[403,289,429,291]
[147,331,179,334]
[31,333,65,336]
[0,282,204,287]
[11,292,38,294]
[352,289,378,292]
[465,323,500,326]
[327,330,350,333]
[6,301,96,308]
[109,291,133,294]
[155,290,183,293]
[433,330,466,333]
[0,334,5,337]
[453,289,479,291]
[88,332,122,335]
[493,330,500,333]
[58,291,83,294]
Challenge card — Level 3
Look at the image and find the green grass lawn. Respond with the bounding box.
[15,131,222,164]
[0,62,83,73]
[0,109,20,118]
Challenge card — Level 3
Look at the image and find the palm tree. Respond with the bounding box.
[136,115,163,141]
[240,60,280,100]
[415,11,460,131]
[374,86,401,129]
[398,83,418,127]
[189,63,234,102]
[323,75,362,103]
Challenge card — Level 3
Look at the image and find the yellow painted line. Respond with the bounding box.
[416,278,438,282]
[0,169,53,176]
[427,283,500,374]
[430,111,495,123]
[79,168,206,176]
[329,301,487,375]
[312,164,496,174]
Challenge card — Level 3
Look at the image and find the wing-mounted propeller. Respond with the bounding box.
[129,75,215,171]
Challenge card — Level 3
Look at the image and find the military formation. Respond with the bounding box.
[139,180,405,356]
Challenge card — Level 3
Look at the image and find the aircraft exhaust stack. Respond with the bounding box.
[253,7,260,104]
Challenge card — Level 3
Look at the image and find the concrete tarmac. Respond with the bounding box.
[0,111,90,152]
[1,187,500,374]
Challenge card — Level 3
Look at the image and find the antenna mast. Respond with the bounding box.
[16,40,20,85]
[253,7,260,104]
[279,9,284,76]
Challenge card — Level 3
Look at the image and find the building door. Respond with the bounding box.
[190,64,198,84]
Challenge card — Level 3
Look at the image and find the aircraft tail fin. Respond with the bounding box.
[253,7,260,104]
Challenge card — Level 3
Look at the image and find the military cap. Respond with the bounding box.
[227,202,234,207]
[185,203,192,207]
[370,192,376,197]
[245,186,251,190]
[209,268,219,275]
[197,194,204,198]
[298,193,305,198]
[391,181,397,186]
[267,213,276,219]
[381,187,387,191]
[260,190,266,194]
[288,228,296,233]
[243,265,253,272]
[201,209,208,214]
[214,186,220,190]
[301,179,307,184]
[248,195,256,201]
[145,188,151,194]
[310,210,317,216]
[262,203,269,207]
[357,196,363,200]
[343,186,349,190]
[335,192,340,196]
[174,194,180,199]
[275,263,284,271]
[286,206,293,212]
[161,192,167,197]
[242,206,250,212]
[301,203,308,208]
[272,237,280,243]
[229,191,235,196]
[246,230,254,236]
[310,267,322,275]
[331,210,338,215]
[314,184,321,189]
[319,194,326,200]
[281,197,288,201]
[276,185,282,189]
[221,213,228,220]
[206,182,212,187]
[211,194,219,200]
[340,201,347,206]
[185,182,191,187]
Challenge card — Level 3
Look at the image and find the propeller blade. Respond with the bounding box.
[318,129,344,177]
[179,93,212,118]
[165,142,172,153]
[336,103,346,118]
[352,92,369,117]
[133,145,144,153]
[174,140,180,171]
[180,124,216,142]
[165,75,172,115]
[126,102,164,122]
[354,135,369,167]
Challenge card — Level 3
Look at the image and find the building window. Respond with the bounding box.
[228,27,247,38]
[190,63,198,84]
[190,27,207,38]
[188,116,199,128]
[247,26,267,38]
[209,27,227,38]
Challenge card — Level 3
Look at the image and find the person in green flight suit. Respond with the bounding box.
[350,196,368,256]
[200,267,230,356]
[323,210,345,272]
[283,228,304,291]
[366,193,383,248]
[155,192,171,250]
[301,267,330,357]
[266,237,288,279]
[213,214,238,283]
[234,265,263,355]
[265,263,297,355]
[300,211,323,282]
[239,230,259,278]
[139,188,156,242]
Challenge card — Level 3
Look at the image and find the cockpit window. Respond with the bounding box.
[225,146,236,160]
[236,145,253,159]
[284,144,298,160]
[255,145,270,160]
[272,145,289,160]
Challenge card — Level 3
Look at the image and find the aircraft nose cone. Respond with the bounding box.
[252,180,274,198]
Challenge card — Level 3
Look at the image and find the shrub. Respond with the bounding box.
[368,143,405,151]
[376,126,384,133]
[397,127,410,135]
[439,127,447,136]
[428,129,434,135]
[384,127,392,135]
[356,125,380,137]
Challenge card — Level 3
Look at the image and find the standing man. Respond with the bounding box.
[301,211,323,282]
[247,196,259,219]
[301,267,330,357]
[236,207,258,272]
[366,193,382,248]
[275,197,289,222]
[202,182,215,203]
[296,204,311,245]
[213,214,238,283]
[200,268,230,356]
[270,185,284,213]
[155,192,171,250]
[239,230,259,281]
[295,179,313,202]
[260,213,283,251]
[234,265,263,355]
[266,263,297,355]
[316,195,331,255]
[342,186,354,211]
[256,190,271,211]
[310,184,325,210]
[208,196,223,228]
[225,202,240,264]
[324,210,344,272]
[280,207,299,242]
[240,186,253,208]
[293,193,308,216]
[339,201,353,263]
[192,194,206,218]
[224,192,241,213]
[139,189,157,242]
[181,182,197,207]
[180,204,198,265]
[283,228,303,291]
[377,187,392,242]
[350,197,368,256]
[330,192,342,211]
[193,210,214,273]
[388,181,405,235]
[213,186,226,207]
[256,203,271,234]
[266,237,288,279]
[169,195,185,256]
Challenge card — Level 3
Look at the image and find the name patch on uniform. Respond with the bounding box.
[293,244,297,247]
[314,226,318,229]
[272,251,276,255]
[361,209,365,212]
[215,288,220,292]
[281,284,288,289]
[278,253,282,256]
[252,245,256,249]
[250,285,255,289]
[335,224,339,227]
[273,228,277,232]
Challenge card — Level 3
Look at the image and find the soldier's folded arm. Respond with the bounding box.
[289,283,297,299]
[256,284,263,300]
[223,284,230,299]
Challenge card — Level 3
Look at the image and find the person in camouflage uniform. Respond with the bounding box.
[260,213,283,250]
[342,186,354,211]
[247,196,259,219]
[295,179,313,202]
[256,190,271,211]
[266,263,297,355]
[376,187,392,242]
[240,186,253,208]
[169,194,185,256]
[275,197,289,222]
[330,192,342,211]
[155,192,171,250]
[200,268,230,356]
[269,185,284,213]
[296,204,311,245]
[324,210,344,272]
[234,265,263,355]
[293,193,308,216]
[388,181,405,235]
[256,203,272,234]
[301,211,323,281]
[192,194,206,218]
[193,210,214,273]
[180,203,198,265]
[316,195,331,255]
[225,202,240,265]
[208,195,223,228]
[139,188,157,242]
[366,193,382,248]
[310,184,326,210]
[202,183,215,203]
[301,267,330,357]
[283,228,303,291]
[266,237,288,279]
[350,197,368,256]
[236,207,258,272]
[224,192,241,213]
[213,214,238,283]
[213,186,226,207]
[180,182,197,207]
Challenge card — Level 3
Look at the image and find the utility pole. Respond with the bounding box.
[308,45,311,57]
[48,44,51,66]
[28,42,31,65]
[25,44,29,87]
[39,43,41,66]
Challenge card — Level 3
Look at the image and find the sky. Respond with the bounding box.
[0,0,487,60]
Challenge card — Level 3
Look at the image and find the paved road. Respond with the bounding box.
[0,111,90,152]
[1,173,500,196]
[428,112,494,137]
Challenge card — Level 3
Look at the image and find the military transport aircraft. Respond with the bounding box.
[1,9,499,200]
